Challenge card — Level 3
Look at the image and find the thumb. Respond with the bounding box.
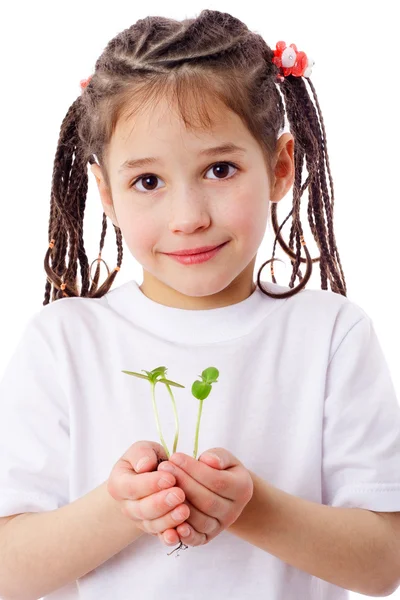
[129,440,169,473]
[198,448,232,469]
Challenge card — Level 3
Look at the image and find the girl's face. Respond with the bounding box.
[91,97,294,309]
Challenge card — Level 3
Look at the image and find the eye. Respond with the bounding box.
[130,161,238,193]
[206,162,238,181]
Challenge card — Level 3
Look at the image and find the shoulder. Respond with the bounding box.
[263,282,373,360]
[266,280,370,328]
[24,295,109,350]
[35,293,108,324]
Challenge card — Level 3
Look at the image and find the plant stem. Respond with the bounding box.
[151,383,170,458]
[193,399,204,459]
[166,385,179,454]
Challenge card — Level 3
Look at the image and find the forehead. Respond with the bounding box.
[109,93,255,164]
[129,97,236,135]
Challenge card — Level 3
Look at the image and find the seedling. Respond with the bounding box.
[191,367,219,459]
[121,366,219,459]
[121,366,184,458]
[122,364,220,557]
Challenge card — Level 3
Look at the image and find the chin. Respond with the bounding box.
[154,272,233,298]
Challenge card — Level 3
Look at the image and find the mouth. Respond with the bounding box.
[163,241,229,264]
[164,242,228,256]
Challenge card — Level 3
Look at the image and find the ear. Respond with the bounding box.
[90,162,120,227]
[270,133,295,204]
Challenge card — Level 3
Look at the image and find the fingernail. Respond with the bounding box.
[202,452,222,466]
[171,507,185,521]
[158,477,173,489]
[158,462,175,474]
[180,525,191,537]
[136,456,151,471]
[166,491,181,506]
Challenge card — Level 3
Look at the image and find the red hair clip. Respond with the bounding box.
[273,41,314,80]
[79,75,93,91]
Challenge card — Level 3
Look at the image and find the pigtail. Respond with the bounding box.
[262,75,347,298]
[43,97,123,304]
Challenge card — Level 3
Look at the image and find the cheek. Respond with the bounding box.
[227,194,269,241]
[118,208,161,262]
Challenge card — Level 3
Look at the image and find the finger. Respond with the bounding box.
[175,522,207,547]
[109,464,176,501]
[162,522,207,547]
[198,448,239,470]
[180,499,220,538]
[127,440,169,473]
[160,495,221,548]
[159,528,181,546]
[160,504,209,548]
[140,500,191,535]
[122,486,187,521]
[170,498,218,547]
[158,460,230,520]
[162,453,238,501]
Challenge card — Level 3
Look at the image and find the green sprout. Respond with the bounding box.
[191,367,219,459]
[122,365,219,459]
[121,366,184,458]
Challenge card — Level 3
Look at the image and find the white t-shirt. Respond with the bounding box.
[1,279,400,600]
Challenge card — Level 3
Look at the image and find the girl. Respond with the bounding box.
[0,9,400,600]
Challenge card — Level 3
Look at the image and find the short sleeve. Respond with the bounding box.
[322,314,400,510]
[0,311,70,516]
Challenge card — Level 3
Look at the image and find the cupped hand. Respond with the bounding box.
[156,448,254,547]
[107,440,190,536]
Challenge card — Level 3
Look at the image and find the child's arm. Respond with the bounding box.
[0,480,143,600]
[228,471,399,597]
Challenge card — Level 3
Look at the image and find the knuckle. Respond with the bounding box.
[212,476,229,493]
[204,495,220,513]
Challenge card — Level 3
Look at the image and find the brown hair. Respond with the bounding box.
[43,9,347,304]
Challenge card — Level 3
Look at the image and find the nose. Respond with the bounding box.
[168,187,211,234]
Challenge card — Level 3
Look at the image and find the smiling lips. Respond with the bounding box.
[164,242,228,264]
[164,243,227,256]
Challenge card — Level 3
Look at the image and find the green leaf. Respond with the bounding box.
[201,367,219,384]
[158,377,185,389]
[121,368,185,389]
[192,380,212,400]
[150,366,168,378]
[121,370,150,380]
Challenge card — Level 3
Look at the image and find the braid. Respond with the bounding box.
[44,100,123,302]
[43,9,346,303]
[262,75,347,297]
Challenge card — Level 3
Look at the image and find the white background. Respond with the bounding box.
[0,1,399,597]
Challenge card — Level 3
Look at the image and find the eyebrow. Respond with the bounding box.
[118,143,247,173]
